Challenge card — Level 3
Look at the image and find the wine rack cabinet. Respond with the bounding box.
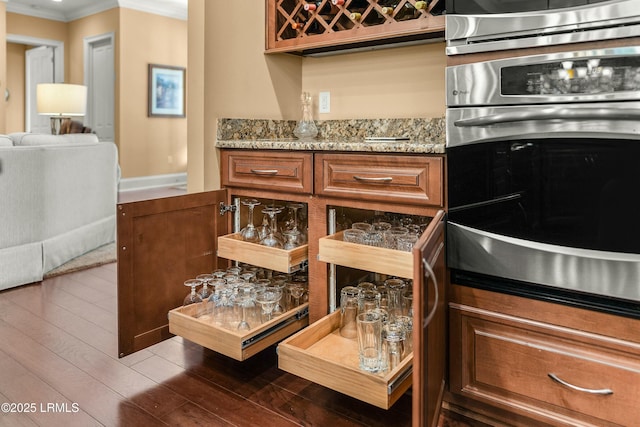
[266,0,446,54]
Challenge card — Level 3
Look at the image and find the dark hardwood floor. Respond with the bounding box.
[0,187,491,426]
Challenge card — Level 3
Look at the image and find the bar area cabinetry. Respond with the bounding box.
[117,146,446,427]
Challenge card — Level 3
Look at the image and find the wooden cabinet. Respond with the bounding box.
[316,152,443,206]
[117,149,446,427]
[448,285,640,427]
[266,0,446,55]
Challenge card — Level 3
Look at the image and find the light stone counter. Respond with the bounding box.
[216,118,446,154]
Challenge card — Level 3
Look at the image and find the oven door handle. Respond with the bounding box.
[454,108,640,127]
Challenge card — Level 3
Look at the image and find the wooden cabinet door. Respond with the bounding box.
[117,190,228,357]
[412,210,446,427]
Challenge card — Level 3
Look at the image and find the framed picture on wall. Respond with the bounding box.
[148,64,186,117]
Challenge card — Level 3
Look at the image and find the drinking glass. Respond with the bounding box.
[255,286,282,321]
[357,311,383,373]
[240,199,261,242]
[357,288,381,315]
[385,278,407,320]
[260,206,284,248]
[183,279,203,306]
[286,281,307,307]
[235,282,254,331]
[283,229,300,250]
[256,211,271,241]
[269,277,287,314]
[339,286,360,339]
[382,321,406,372]
[183,278,205,318]
[196,274,214,300]
[393,315,413,357]
[285,202,306,245]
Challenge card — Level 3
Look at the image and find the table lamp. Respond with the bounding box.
[36,83,87,135]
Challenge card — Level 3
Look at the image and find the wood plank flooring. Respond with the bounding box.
[0,187,490,427]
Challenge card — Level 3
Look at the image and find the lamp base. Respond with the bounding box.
[50,116,71,135]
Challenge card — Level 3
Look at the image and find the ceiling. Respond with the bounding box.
[6,0,188,22]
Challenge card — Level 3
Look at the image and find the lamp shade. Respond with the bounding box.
[36,83,87,116]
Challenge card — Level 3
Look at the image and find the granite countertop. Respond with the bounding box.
[216,118,446,154]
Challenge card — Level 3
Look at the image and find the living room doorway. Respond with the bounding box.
[7,34,64,134]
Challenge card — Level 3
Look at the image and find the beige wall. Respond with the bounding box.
[6,13,69,80]
[6,42,26,132]
[193,4,446,190]
[301,42,446,119]
[190,0,302,192]
[118,8,187,179]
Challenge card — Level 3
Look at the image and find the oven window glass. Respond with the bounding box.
[447,139,640,254]
[501,55,640,96]
[446,0,610,14]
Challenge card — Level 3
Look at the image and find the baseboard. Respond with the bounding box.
[118,172,187,192]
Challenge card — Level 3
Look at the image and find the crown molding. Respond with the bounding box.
[119,0,187,21]
[6,0,186,22]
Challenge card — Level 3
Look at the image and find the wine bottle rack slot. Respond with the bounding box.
[266,0,445,54]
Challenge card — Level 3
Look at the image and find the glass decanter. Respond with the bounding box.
[293,92,318,140]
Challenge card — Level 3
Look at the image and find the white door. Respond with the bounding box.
[26,46,54,133]
[86,35,115,141]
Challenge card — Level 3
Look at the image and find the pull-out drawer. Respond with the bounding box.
[315,153,443,206]
[278,309,413,410]
[318,230,413,279]
[169,303,309,361]
[221,150,313,194]
[217,233,308,274]
[450,302,640,426]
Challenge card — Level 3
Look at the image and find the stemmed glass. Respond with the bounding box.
[256,211,270,241]
[196,273,214,314]
[255,286,282,321]
[284,203,306,247]
[260,206,284,248]
[235,282,254,331]
[196,274,214,300]
[183,278,206,318]
[240,199,261,242]
[183,279,203,306]
[286,281,307,308]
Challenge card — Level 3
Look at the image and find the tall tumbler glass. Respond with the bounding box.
[357,311,383,373]
[339,286,359,339]
[381,321,406,372]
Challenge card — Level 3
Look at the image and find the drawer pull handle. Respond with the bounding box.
[250,169,279,176]
[548,373,613,395]
[353,175,393,183]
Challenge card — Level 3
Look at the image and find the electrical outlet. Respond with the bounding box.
[319,91,330,114]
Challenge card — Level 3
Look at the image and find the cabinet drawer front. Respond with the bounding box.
[221,151,313,194]
[315,153,443,206]
[453,307,640,426]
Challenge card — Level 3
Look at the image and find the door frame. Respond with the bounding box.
[8,34,64,132]
[83,32,115,140]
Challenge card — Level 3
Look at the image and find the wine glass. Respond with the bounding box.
[260,206,284,248]
[255,286,282,321]
[256,211,270,241]
[196,274,214,300]
[196,273,214,315]
[183,279,205,318]
[240,199,261,242]
[235,282,254,331]
[285,203,306,245]
[286,281,307,308]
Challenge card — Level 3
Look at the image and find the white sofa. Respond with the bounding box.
[0,132,118,291]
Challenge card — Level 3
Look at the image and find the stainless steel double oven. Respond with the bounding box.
[445,0,640,317]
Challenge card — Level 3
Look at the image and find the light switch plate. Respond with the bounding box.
[319,91,330,114]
